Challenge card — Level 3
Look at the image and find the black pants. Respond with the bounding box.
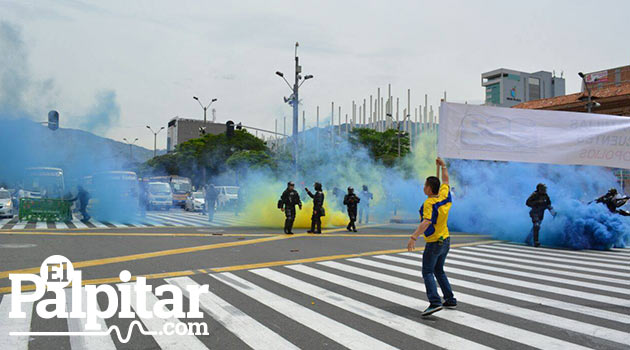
[347,209,357,231]
[79,204,90,221]
[310,210,322,233]
[527,211,544,245]
[284,207,296,233]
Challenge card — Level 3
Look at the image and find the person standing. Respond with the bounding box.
[305,182,325,234]
[138,182,148,217]
[343,187,360,232]
[358,185,373,224]
[70,185,91,221]
[525,183,556,247]
[205,184,219,222]
[278,182,302,234]
[407,157,456,317]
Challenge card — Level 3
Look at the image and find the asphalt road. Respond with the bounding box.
[0,216,628,350]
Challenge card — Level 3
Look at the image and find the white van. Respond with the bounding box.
[216,186,239,209]
[147,182,173,210]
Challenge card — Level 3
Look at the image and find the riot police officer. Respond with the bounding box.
[344,186,360,232]
[525,183,555,247]
[595,188,630,216]
[305,182,325,234]
[278,182,302,234]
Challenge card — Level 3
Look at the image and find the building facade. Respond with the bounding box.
[167,117,226,152]
[482,68,565,107]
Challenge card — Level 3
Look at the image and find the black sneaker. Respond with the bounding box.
[286,231,294,235]
[421,304,443,317]
[442,300,457,309]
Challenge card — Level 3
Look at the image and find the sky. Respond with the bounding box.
[1,0,629,149]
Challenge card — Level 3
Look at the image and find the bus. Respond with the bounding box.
[21,167,65,199]
[149,176,192,207]
[89,171,139,220]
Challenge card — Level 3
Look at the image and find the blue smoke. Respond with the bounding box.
[448,160,630,249]
[0,21,137,221]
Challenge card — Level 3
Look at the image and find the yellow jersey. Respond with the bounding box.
[420,184,452,242]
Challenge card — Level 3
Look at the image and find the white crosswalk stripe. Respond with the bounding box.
[0,294,33,350]
[166,276,300,350]
[65,288,117,350]
[0,210,252,230]
[445,248,630,286]
[1,243,628,350]
[287,264,591,350]
[211,272,398,350]
[251,267,491,350]
[463,245,629,271]
[379,254,629,305]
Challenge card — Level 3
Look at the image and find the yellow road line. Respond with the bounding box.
[0,235,288,279]
[0,231,277,237]
[0,225,382,279]
[0,270,196,294]
[0,239,501,294]
[210,240,502,272]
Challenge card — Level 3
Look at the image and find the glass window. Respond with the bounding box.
[485,83,500,105]
[528,77,540,100]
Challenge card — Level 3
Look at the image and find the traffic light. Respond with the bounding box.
[236,122,242,130]
[199,126,206,136]
[226,120,235,138]
[48,110,59,131]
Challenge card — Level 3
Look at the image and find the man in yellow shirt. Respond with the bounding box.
[407,157,456,316]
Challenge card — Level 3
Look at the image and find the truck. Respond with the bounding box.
[149,176,192,207]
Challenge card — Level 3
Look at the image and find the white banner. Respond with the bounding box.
[438,102,630,169]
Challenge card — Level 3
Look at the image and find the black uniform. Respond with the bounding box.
[71,186,91,221]
[306,183,325,234]
[279,186,302,234]
[205,185,219,222]
[525,186,553,247]
[343,189,360,232]
[595,189,630,216]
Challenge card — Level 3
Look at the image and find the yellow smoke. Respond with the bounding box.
[238,187,348,229]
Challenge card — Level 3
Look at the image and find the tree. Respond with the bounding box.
[349,128,410,166]
[226,150,274,171]
[140,129,270,186]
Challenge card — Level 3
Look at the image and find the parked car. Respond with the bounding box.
[147,182,172,210]
[185,191,205,212]
[216,186,239,209]
[0,188,14,218]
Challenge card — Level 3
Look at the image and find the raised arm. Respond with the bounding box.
[436,157,449,185]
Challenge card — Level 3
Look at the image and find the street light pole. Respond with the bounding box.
[146,126,165,158]
[578,72,593,113]
[122,137,139,160]
[276,42,313,176]
[193,96,218,134]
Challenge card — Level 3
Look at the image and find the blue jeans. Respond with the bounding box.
[422,237,456,306]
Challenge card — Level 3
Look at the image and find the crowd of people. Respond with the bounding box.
[277,182,374,234]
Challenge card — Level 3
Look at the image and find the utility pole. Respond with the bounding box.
[275,42,313,176]
[146,126,164,158]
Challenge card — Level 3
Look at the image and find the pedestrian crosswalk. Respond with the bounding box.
[0,210,255,230]
[1,243,628,349]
